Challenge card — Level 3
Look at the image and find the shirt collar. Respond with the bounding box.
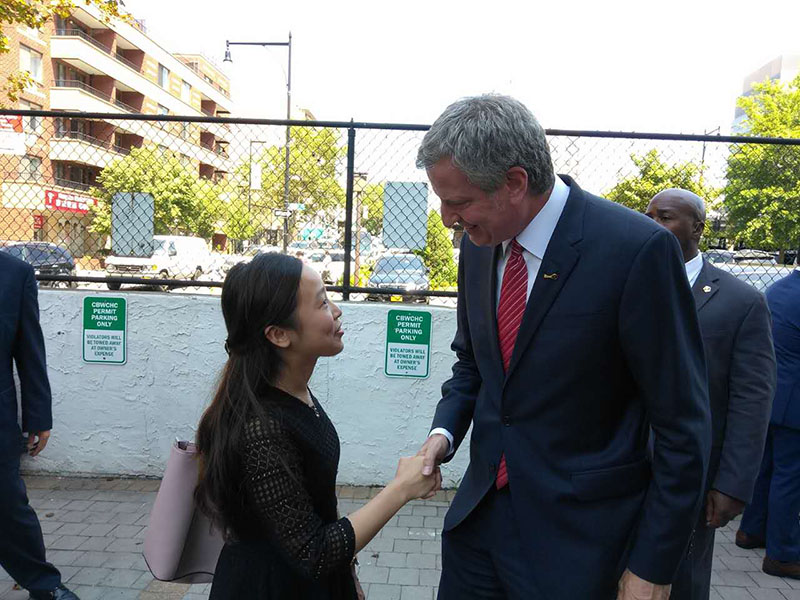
[502,175,570,259]
[685,252,704,286]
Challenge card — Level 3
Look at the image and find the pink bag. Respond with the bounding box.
[143,440,224,583]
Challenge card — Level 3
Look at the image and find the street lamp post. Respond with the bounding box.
[224,33,293,253]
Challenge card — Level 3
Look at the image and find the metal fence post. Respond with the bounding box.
[342,123,356,301]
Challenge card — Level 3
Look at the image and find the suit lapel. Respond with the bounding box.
[692,261,719,312]
[505,177,585,379]
[482,244,504,385]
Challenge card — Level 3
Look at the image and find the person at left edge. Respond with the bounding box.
[0,250,80,600]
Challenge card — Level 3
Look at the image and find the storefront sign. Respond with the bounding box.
[45,189,97,214]
[385,309,431,378]
[0,116,25,155]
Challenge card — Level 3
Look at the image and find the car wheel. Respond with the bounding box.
[107,282,121,291]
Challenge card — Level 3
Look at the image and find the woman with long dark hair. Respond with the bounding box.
[195,253,439,599]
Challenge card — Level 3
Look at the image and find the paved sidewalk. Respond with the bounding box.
[0,476,796,599]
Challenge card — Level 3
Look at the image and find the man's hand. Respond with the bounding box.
[617,569,670,600]
[416,434,449,499]
[27,430,50,457]
[706,489,745,529]
[417,434,449,476]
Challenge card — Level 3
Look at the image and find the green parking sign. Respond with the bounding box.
[385,309,431,378]
[83,297,127,365]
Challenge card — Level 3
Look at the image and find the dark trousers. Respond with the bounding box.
[0,443,61,594]
[740,424,800,562]
[670,514,715,600]
[438,486,543,600]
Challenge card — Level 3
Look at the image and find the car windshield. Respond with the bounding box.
[374,256,425,273]
[28,246,65,264]
[152,239,169,255]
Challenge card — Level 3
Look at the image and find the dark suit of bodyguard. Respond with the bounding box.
[0,252,78,599]
[646,189,776,599]
[416,96,711,599]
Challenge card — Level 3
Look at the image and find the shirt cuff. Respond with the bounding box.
[429,428,455,457]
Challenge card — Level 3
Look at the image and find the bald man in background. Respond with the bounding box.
[645,189,776,599]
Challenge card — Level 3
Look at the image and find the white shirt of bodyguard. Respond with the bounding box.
[685,253,703,288]
[430,176,571,454]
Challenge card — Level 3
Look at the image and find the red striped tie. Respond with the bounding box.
[495,238,528,489]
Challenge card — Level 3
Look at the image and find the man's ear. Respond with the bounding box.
[265,325,291,349]
[505,167,529,204]
[694,219,706,242]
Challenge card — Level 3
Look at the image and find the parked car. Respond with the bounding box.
[366,253,429,303]
[105,235,217,291]
[733,249,777,266]
[0,241,77,288]
[716,264,792,292]
[705,249,735,265]
[221,244,282,274]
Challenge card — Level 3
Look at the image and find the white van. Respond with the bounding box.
[105,235,217,290]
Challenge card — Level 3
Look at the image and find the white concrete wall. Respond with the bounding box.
[23,290,470,487]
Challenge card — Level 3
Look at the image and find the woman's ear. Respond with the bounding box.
[265,325,291,349]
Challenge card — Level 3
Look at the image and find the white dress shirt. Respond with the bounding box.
[430,176,571,453]
[685,253,704,288]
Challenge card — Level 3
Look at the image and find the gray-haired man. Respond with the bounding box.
[416,95,711,599]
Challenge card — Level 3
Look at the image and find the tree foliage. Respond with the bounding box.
[723,74,800,252]
[1,1,126,104]
[90,146,220,239]
[605,149,717,214]
[417,211,457,290]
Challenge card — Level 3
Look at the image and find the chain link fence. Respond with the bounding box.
[0,110,798,303]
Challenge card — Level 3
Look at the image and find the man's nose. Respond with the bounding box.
[440,205,457,228]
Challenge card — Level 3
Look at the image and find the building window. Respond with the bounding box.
[19,45,43,84]
[182,80,191,102]
[157,104,169,115]
[19,99,42,133]
[20,155,42,180]
[158,64,170,87]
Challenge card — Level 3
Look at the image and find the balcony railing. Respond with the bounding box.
[53,79,137,113]
[54,130,131,155]
[54,177,93,192]
[54,28,142,74]
[180,61,231,99]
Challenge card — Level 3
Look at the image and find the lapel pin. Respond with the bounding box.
[703,285,712,293]
[543,272,559,280]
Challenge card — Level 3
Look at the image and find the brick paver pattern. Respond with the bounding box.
[0,476,794,599]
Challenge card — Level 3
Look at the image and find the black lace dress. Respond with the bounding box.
[209,387,357,599]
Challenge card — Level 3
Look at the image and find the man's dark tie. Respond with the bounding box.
[495,238,528,489]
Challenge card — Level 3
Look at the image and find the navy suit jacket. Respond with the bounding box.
[766,270,800,430]
[431,177,711,597]
[691,261,775,503]
[0,252,52,458]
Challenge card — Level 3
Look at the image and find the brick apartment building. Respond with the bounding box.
[0,4,233,258]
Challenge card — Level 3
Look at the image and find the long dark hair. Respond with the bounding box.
[194,252,303,535]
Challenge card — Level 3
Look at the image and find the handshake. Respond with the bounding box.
[389,433,449,502]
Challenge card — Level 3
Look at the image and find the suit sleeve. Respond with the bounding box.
[14,266,53,433]
[430,241,481,461]
[713,293,776,502]
[619,229,711,584]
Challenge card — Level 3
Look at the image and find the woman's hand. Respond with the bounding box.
[393,455,441,502]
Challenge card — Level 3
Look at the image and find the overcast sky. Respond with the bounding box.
[124,0,799,133]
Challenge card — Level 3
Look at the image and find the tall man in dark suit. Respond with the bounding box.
[737,258,800,579]
[415,95,711,599]
[645,189,776,599]
[0,252,79,600]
